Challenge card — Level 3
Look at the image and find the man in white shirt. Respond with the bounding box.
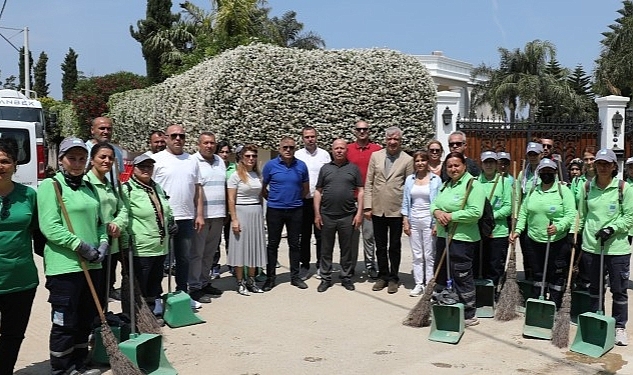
[85,116,125,181]
[152,125,205,295]
[144,130,166,156]
[295,126,331,280]
[188,132,226,303]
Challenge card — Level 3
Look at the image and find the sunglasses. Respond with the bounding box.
[1,196,10,220]
[282,145,295,151]
[542,144,553,149]
[136,164,155,170]
[429,148,441,153]
[243,154,258,159]
[448,142,464,148]
[355,128,369,132]
[169,133,186,140]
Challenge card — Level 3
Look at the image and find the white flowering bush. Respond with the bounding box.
[108,44,436,151]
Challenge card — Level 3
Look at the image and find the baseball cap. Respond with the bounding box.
[133,154,155,165]
[569,158,583,168]
[626,157,633,166]
[59,137,88,156]
[480,151,498,161]
[537,158,558,172]
[526,142,543,154]
[497,152,511,161]
[594,149,617,163]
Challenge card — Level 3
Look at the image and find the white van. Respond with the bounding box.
[0,120,38,189]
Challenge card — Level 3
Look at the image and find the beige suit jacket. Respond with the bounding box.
[364,149,413,217]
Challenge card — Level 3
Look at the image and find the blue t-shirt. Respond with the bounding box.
[262,156,309,209]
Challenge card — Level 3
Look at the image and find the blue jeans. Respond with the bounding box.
[266,207,302,281]
[173,219,194,292]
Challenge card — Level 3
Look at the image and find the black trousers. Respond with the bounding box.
[300,198,322,269]
[527,236,569,308]
[372,215,403,282]
[266,207,303,281]
[134,255,167,301]
[435,237,477,319]
[474,237,509,286]
[588,252,630,328]
[319,213,357,281]
[0,287,36,375]
[46,270,102,375]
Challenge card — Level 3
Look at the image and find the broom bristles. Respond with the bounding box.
[403,278,436,327]
[495,254,521,321]
[551,290,572,348]
[100,322,144,375]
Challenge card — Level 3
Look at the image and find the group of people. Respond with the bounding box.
[1,117,632,375]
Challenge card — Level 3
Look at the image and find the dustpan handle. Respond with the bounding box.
[168,237,173,294]
[52,180,108,325]
[128,243,136,335]
[540,221,553,299]
[598,240,606,314]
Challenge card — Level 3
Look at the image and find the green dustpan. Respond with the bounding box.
[163,291,205,328]
[429,303,465,344]
[523,297,556,339]
[571,290,592,325]
[475,279,495,318]
[570,241,615,358]
[119,333,165,373]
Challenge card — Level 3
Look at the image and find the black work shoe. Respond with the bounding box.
[202,284,223,296]
[189,290,212,303]
[342,279,355,291]
[291,278,308,289]
[367,267,379,280]
[317,280,332,292]
[263,277,276,292]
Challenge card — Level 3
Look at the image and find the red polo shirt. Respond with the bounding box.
[347,141,382,184]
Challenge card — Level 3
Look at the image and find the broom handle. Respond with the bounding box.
[564,215,581,291]
[128,242,137,335]
[52,181,108,324]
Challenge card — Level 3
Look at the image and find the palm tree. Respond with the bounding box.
[268,11,325,50]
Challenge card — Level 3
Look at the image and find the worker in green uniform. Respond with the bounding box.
[510,158,576,307]
[38,137,108,375]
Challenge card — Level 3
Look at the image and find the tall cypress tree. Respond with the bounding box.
[130,0,180,84]
[33,51,50,97]
[18,47,33,92]
[61,48,78,101]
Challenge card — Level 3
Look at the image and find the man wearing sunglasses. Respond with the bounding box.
[540,138,570,183]
[347,120,381,279]
[440,131,480,182]
[152,125,205,300]
[261,137,310,290]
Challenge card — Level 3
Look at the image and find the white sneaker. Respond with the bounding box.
[299,268,311,281]
[153,298,164,316]
[190,298,202,309]
[616,328,628,346]
[315,268,322,280]
[409,284,424,297]
[465,317,480,327]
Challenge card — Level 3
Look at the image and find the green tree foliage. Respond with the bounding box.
[471,40,583,122]
[594,0,633,97]
[18,47,33,91]
[130,0,181,84]
[0,71,18,90]
[61,48,79,101]
[267,11,325,50]
[33,51,50,98]
[71,72,148,139]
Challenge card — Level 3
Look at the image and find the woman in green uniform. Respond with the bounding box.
[430,151,485,326]
[510,158,576,307]
[38,137,108,375]
[580,148,633,346]
[85,142,127,303]
[0,138,39,375]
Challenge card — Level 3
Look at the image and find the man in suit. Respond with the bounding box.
[364,127,413,294]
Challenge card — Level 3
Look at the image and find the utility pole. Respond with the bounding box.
[23,26,30,96]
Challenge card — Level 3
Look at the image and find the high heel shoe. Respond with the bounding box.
[246,276,264,293]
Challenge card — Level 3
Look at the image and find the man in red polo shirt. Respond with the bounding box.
[347,120,382,279]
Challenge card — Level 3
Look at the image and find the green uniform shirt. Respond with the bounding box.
[580,178,633,256]
[85,171,128,254]
[121,177,173,257]
[226,162,237,179]
[478,173,512,238]
[0,183,39,294]
[627,178,633,237]
[515,183,577,243]
[431,172,485,242]
[38,173,107,276]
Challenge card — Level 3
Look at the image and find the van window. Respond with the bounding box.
[0,128,31,165]
[0,107,42,123]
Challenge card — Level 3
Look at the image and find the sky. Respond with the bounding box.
[0,0,625,100]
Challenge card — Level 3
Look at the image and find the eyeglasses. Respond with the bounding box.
[169,133,186,140]
[282,145,295,151]
[429,148,441,153]
[0,196,10,220]
[243,154,257,159]
[355,128,369,132]
[542,144,553,149]
[448,142,464,148]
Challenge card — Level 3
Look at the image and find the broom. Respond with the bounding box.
[495,160,523,321]
[551,214,580,348]
[52,180,143,375]
[114,161,162,335]
[403,176,473,328]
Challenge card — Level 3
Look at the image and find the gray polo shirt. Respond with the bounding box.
[316,160,362,216]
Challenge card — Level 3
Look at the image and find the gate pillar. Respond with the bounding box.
[435,91,461,148]
[596,95,630,167]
